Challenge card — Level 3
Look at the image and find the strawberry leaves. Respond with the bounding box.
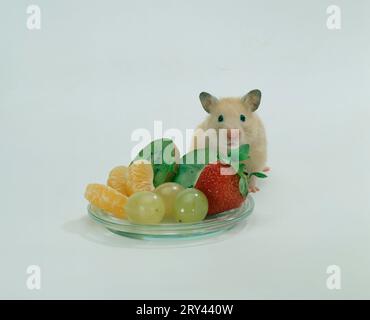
[238,173,248,197]
[226,144,268,196]
[249,172,268,179]
[174,144,267,197]
[220,144,250,173]
[216,144,252,197]
[237,144,250,161]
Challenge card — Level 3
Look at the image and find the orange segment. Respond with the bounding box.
[85,183,128,219]
[128,160,154,192]
[107,166,133,196]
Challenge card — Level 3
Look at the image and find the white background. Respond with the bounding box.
[1,0,370,299]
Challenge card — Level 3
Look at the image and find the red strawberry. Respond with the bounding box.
[173,145,255,215]
[194,162,246,215]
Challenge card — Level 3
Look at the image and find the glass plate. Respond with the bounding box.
[87,195,254,240]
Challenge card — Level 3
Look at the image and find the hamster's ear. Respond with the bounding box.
[199,92,218,113]
[241,89,262,112]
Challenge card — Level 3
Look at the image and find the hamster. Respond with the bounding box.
[191,89,268,192]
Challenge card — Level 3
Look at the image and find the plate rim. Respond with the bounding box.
[87,194,254,233]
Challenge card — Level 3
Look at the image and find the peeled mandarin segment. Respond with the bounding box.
[107,166,133,196]
[85,183,128,219]
[128,160,155,193]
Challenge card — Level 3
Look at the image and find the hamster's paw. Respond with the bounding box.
[248,176,260,193]
[248,185,260,193]
[263,166,270,173]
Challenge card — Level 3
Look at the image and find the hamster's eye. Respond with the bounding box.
[240,114,246,122]
[218,115,224,122]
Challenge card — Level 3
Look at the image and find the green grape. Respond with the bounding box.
[125,191,165,224]
[154,182,184,220]
[174,188,208,223]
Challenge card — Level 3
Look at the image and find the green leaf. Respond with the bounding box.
[173,164,204,188]
[238,163,246,174]
[250,172,268,178]
[152,163,177,187]
[225,144,250,174]
[239,175,248,197]
[238,144,250,161]
[132,138,176,164]
[181,148,217,165]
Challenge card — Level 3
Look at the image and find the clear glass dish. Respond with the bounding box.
[87,195,254,240]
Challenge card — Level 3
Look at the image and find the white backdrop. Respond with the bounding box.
[1,0,370,299]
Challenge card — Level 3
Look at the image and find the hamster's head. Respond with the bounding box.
[199,90,262,148]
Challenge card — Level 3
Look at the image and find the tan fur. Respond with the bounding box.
[192,93,267,189]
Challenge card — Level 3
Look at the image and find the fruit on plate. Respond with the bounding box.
[85,183,128,218]
[174,144,267,215]
[154,182,184,220]
[125,191,165,224]
[107,165,133,196]
[174,188,208,223]
[194,162,246,215]
[128,160,155,192]
[85,141,266,222]
[132,138,180,187]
